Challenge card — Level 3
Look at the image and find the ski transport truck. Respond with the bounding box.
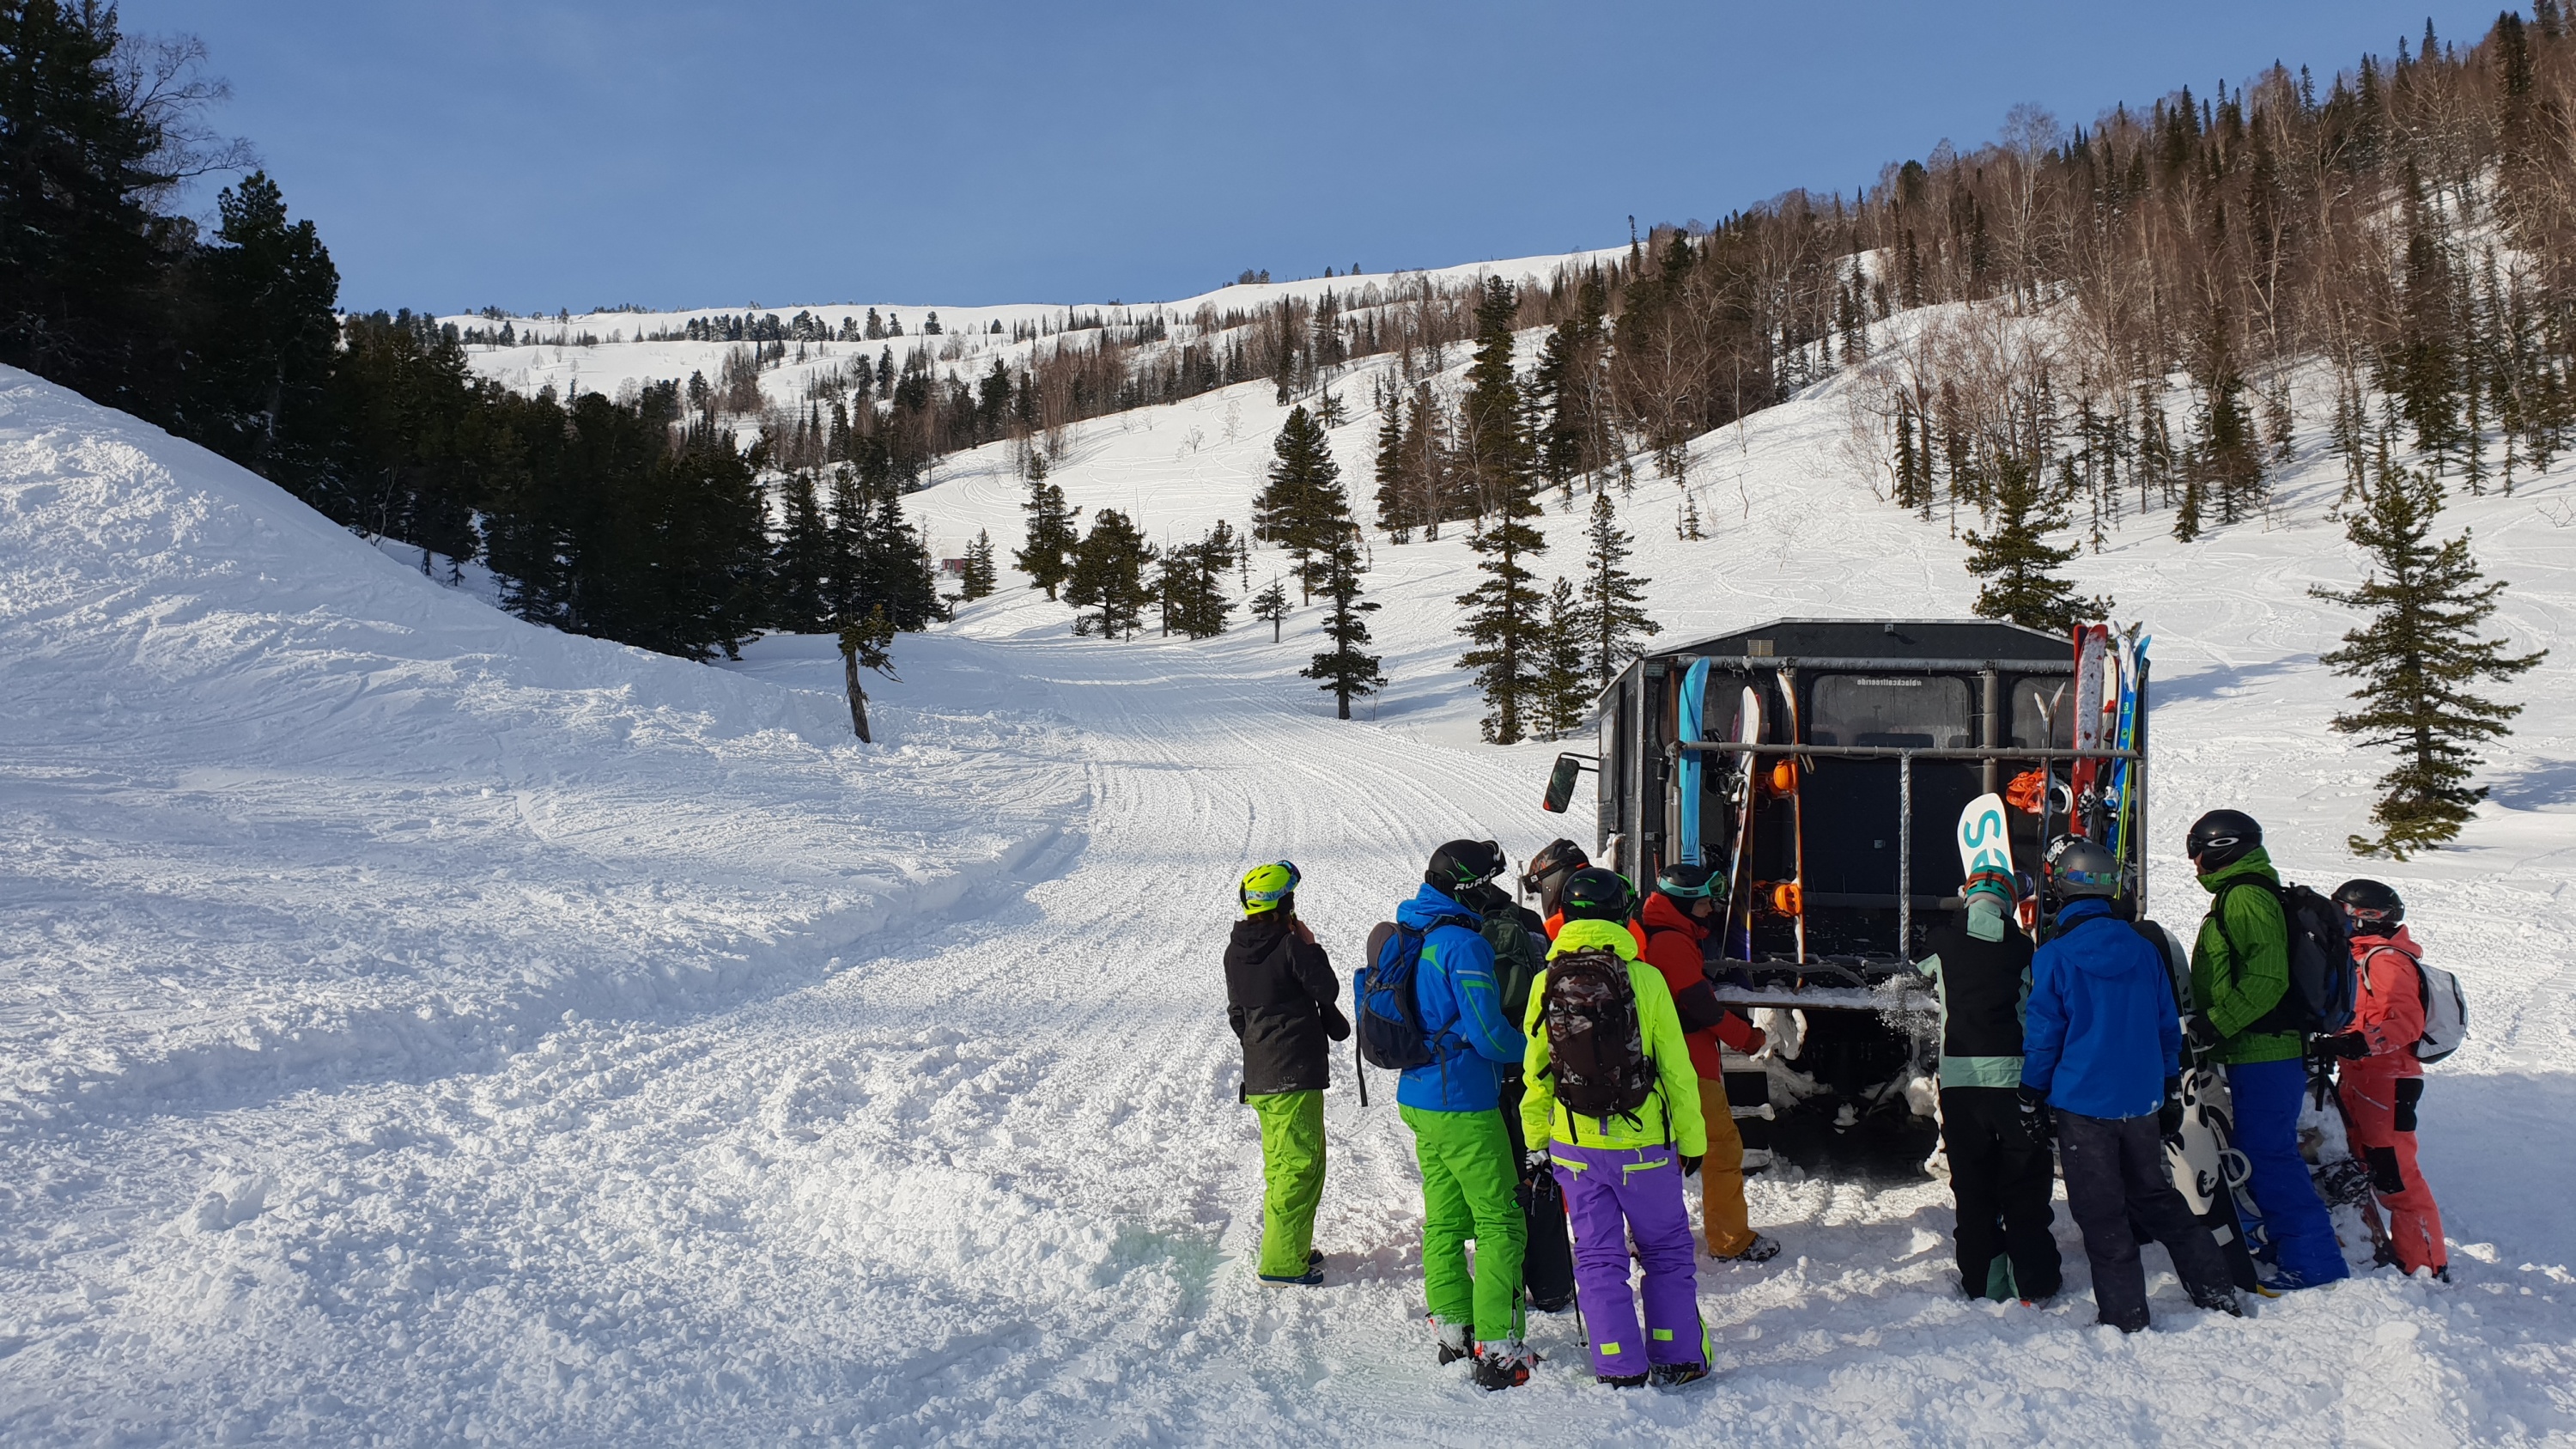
[1540,618,2149,1174]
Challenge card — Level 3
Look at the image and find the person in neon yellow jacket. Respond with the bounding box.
[1518,868,1711,1389]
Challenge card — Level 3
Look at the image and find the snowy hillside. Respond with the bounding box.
[435,247,1623,412]
[6,346,2576,1445]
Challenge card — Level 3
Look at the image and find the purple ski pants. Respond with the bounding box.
[1551,1141,1705,1377]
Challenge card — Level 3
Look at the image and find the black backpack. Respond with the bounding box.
[1539,947,1657,1122]
[1481,914,1548,1028]
[2212,879,2356,1036]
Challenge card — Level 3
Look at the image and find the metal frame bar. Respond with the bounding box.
[1684,742,2138,762]
[1691,654,2075,674]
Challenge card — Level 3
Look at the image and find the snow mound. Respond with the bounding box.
[0,366,1078,1130]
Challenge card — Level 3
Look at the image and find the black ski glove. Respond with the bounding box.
[1680,1154,1704,1178]
[2318,1032,2370,1060]
[2015,1085,2052,1148]
[2184,1013,2222,1053]
[1521,1148,1551,1180]
[2158,1076,2185,1136]
[1321,1004,1352,1043]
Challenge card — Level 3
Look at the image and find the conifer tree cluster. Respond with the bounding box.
[1014,478,1081,600]
[958,529,999,600]
[1065,509,1156,639]
[2311,458,2545,856]
[1157,521,1240,639]
[1961,457,2111,634]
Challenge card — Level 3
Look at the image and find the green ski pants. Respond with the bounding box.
[1399,1103,1526,1343]
[1250,1091,1327,1278]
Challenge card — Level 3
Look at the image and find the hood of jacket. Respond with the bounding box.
[1548,916,1641,960]
[1397,882,1482,934]
[1230,911,1291,953]
[2196,844,2279,894]
[2049,898,2142,975]
[2350,923,2421,957]
[1640,891,1710,942]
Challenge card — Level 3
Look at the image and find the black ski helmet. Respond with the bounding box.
[2331,879,2405,930]
[2044,836,2122,900]
[1559,867,1634,922]
[2186,809,2263,872]
[1522,838,1588,893]
[1427,839,1505,892]
[1654,860,1727,902]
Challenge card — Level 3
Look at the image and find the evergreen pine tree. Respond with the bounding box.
[1455,467,1550,743]
[1576,491,1659,685]
[1534,577,1592,740]
[770,470,834,630]
[1015,476,1080,600]
[1250,578,1293,642]
[1156,528,1236,639]
[1372,395,1413,542]
[1255,405,1340,602]
[1456,277,1528,517]
[1065,508,1156,638]
[1677,489,1704,540]
[2309,458,2546,856]
[1963,456,2109,632]
[958,527,999,600]
[1300,524,1381,719]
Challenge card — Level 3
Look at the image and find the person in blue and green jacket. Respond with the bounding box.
[1361,840,1534,1391]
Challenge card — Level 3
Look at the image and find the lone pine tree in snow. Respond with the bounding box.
[1453,287,1549,745]
[1015,475,1080,600]
[1301,526,1382,720]
[1250,578,1293,642]
[1576,490,1657,686]
[834,606,897,744]
[958,528,998,600]
[1066,509,1156,639]
[1534,577,1592,740]
[2311,456,2545,858]
[1964,456,2109,634]
[1255,405,1340,603]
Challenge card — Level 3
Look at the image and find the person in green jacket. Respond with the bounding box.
[1520,868,1713,1390]
[2182,811,2349,1289]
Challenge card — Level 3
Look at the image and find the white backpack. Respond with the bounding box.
[2370,943,2468,1065]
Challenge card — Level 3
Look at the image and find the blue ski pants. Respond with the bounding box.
[2227,1057,2349,1288]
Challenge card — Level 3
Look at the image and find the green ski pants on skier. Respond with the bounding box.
[1250,1090,1327,1278]
[1399,1103,1526,1343]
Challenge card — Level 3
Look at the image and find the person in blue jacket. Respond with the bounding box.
[1362,840,1534,1390]
[2021,837,2242,1333]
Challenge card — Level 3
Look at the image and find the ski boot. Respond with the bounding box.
[1597,1373,1648,1389]
[1431,1318,1471,1367]
[1649,1361,1710,1389]
[1470,1341,1539,1391]
[2190,1288,2246,1318]
[1710,1233,1782,1264]
[1258,1248,1323,1287]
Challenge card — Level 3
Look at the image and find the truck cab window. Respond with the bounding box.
[1810,674,1972,749]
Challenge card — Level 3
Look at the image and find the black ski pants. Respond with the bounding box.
[2056,1108,2235,1331]
[1941,1086,2062,1301]
[1499,1074,1576,1311]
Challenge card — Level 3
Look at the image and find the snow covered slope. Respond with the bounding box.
[435,246,1624,413]
[5,349,2576,1445]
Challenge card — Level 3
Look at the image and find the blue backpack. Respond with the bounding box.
[1356,912,1475,1070]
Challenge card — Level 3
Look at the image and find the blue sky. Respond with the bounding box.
[125,1,2507,314]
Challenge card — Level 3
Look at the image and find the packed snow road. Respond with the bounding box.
[5,365,2576,1443]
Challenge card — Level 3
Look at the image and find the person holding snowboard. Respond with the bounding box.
[1522,868,1713,1389]
[2024,837,2241,1332]
[2180,811,2349,1291]
[1921,868,2061,1303]
[1362,841,1536,1390]
[1638,861,1782,1265]
[2324,880,2449,1280]
[1453,850,1578,1315]
[1224,861,1349,1287]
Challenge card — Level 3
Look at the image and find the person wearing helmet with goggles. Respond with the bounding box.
[2323,880,2448,1280]
[1224,861,1348,1286]
[2024,837,2241,1332]
[1638,860,1780,1265]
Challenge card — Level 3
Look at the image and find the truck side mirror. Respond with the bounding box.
[1542,753,1585,813]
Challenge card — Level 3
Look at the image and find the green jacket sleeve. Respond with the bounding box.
[2197,884,2288,1038]
[1520,967,1556,1149]
[1634,966,1707,1158]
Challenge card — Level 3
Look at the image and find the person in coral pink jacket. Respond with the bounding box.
[2320,880,2447,1279]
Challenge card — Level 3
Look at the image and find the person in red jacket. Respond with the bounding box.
[1638,861,1782,1263]
[2322,880,2448,1280]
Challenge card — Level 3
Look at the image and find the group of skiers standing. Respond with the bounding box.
[1928,807,2447,1332]
[1218,809,2451,1391]
[1222,837,1780,1391]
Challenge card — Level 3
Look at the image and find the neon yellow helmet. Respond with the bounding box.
[1239,861,1301,914]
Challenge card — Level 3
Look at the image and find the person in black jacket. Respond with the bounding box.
[1226,861,1349,1286]
[1921,867,2061,1303]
